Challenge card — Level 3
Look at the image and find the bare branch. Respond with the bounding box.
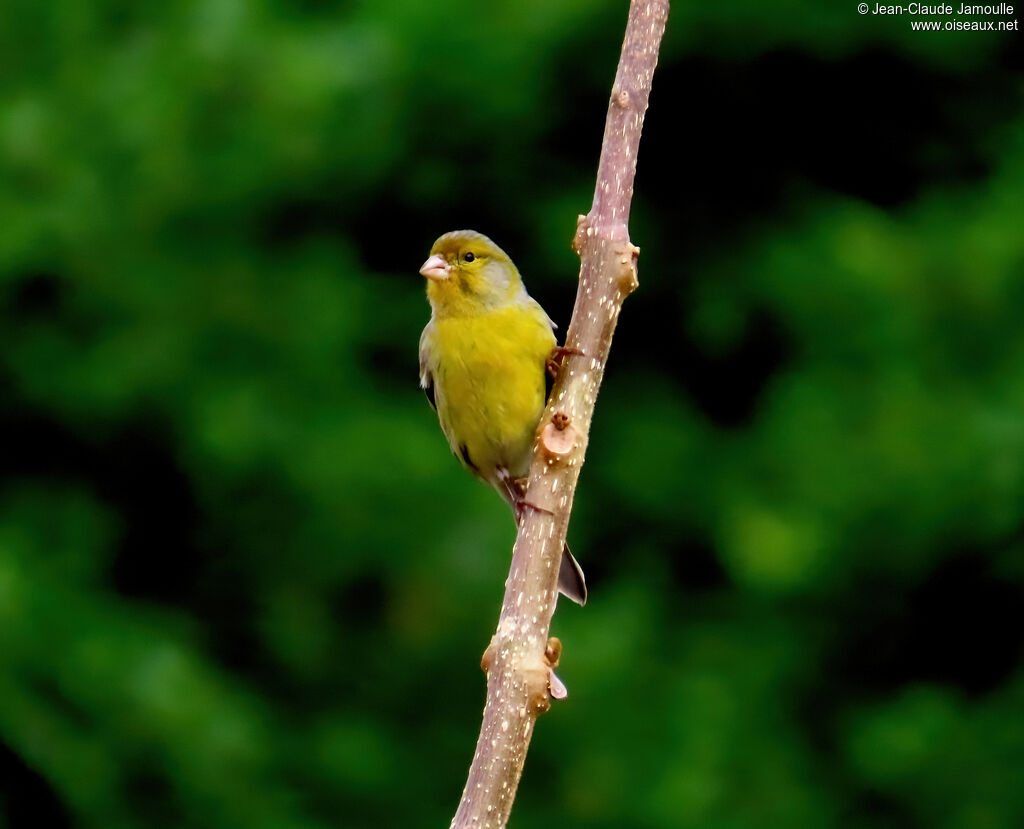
[450,2,669,826]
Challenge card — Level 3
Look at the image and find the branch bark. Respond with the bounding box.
[450,2,669,826]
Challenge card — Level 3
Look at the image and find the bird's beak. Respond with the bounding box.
[419,254,451,281]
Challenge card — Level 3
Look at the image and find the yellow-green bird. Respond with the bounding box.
[418,230,587,605]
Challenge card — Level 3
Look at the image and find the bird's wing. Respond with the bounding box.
[418,322,436,411]
[528,296,557,331]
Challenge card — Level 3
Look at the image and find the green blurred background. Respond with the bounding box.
[2,1,1023,826]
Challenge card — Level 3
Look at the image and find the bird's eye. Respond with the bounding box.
[463,252,475,263]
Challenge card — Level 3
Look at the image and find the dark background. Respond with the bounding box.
[2,1,1023,826]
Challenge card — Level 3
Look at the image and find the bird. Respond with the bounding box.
[418,230,587,605]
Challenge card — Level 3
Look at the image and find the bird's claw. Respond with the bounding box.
[546,345,585,379]
[498,471,552,522]
[515,497,553,523]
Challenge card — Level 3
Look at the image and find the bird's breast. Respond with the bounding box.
[431,307,555,479]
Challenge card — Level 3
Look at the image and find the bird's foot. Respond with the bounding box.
[496,467,518,505]
[500,472,552,522]
[546,345,585,379]
[511,476,529,499]
[516,499,553,523]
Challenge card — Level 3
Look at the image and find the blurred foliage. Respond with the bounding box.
[2,0,1023,826]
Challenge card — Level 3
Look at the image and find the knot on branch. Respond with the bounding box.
[540,416,576,458]
[611,85,631,108]
[480,642,496,674]
[523,657,553,715]
[545,638,568,700]
[615,241,641,296]
[545,637,562,668]
[521,639,570,710]
[571,214,590,255]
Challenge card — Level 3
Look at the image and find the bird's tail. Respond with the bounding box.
[558,543,588,606]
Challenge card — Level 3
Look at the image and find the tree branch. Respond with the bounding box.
[450,2,669,826]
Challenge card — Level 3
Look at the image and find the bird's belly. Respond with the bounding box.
[433,318,550,481]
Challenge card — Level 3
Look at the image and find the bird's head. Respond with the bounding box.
[420,230,524,317]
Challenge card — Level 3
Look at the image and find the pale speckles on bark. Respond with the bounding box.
[450,3,668,828]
